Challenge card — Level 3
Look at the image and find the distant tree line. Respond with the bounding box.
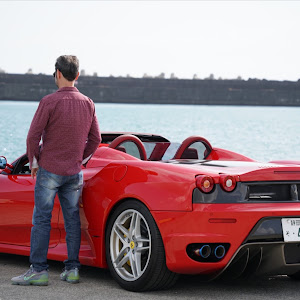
[1,67,299,82]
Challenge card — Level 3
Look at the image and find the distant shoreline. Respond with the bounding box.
[1,73,300,106]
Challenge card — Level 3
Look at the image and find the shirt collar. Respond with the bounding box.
[57,87,79,93]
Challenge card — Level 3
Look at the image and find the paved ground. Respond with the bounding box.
[1,253,300,300]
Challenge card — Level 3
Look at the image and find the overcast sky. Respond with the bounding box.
[1,1,299,81]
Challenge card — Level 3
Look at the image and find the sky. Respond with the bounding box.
[0,1,300,81]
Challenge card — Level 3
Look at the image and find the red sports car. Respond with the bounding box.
[1,132,300,291]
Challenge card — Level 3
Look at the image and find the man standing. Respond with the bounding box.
[11,55,101,286]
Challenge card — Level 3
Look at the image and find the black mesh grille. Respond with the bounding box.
[246,182,299,202]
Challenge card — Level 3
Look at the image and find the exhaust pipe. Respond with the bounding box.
[214,245,226,259]
[194,244,211,258]
[187,243,230,262]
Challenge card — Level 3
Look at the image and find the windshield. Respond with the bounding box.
[143,142,180,161]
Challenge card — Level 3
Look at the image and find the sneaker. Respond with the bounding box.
[60,268,80,284]
[11,265,48,286]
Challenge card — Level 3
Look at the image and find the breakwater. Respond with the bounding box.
[1,73,300,106]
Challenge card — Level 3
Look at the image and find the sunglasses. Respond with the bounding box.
[53,69,60,78]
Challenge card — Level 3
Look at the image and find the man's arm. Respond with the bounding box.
[31,156,39,179]
[83,110,101,162]
[26,99,50,170]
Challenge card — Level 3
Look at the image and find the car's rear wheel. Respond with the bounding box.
[105,200,178,291]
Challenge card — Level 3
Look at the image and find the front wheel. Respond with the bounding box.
[105,200,178,291]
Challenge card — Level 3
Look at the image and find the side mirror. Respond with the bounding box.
[0,156,7,169]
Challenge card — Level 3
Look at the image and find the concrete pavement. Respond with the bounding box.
[1,253,300,300]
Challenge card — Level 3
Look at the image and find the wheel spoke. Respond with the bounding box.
[134,213,142,237]
[114,248,130,268]
[114,226,127,244]
[129,212,137,237]
[136,236,150,253]
[135,252,142,277]
[136,245,150,252]
[136,237,150,243]
[116,223,129,238]
[130,252,142,278]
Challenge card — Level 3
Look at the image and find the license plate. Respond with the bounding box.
[281,218,300,242]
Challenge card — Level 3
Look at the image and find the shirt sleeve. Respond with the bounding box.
[83,107,101,161]
[31,156,39,169]
[82,154,92,165]
[26,99,50,169]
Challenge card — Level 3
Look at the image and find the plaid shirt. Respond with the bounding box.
[27,87,101,176]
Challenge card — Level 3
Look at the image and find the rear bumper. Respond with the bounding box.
[220,241,300,279]
[151,202,300,276]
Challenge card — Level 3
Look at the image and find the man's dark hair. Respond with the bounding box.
[55,55,79,81]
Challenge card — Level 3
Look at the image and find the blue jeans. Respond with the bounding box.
[30,167,83,272]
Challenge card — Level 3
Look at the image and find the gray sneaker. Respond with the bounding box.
[11,265,48,286]
[60,268,80,284]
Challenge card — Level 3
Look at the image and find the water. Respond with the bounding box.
[1,101,300,163]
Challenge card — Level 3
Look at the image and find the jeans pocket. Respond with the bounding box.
[68,171,83,191]
[38,167,60,190]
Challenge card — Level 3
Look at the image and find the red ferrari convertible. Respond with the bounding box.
[1,132,300,291]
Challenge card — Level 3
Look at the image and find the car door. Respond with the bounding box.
[0,156,60,247]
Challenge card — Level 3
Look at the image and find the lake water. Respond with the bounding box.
[1,101,300,163]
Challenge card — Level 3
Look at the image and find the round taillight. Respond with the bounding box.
[196,175,214,193]
[220,175,237,192]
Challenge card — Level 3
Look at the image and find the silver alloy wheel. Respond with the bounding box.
[110,208,152,281]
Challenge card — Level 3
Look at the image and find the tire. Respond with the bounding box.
[105,200,178,292]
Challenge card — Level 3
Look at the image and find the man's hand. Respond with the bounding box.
[31,167,39,179]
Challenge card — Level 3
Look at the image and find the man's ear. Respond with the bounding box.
[75,72,79,81]
[57,69,62,79]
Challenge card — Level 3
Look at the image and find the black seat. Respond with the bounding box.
[181,148,198,159]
